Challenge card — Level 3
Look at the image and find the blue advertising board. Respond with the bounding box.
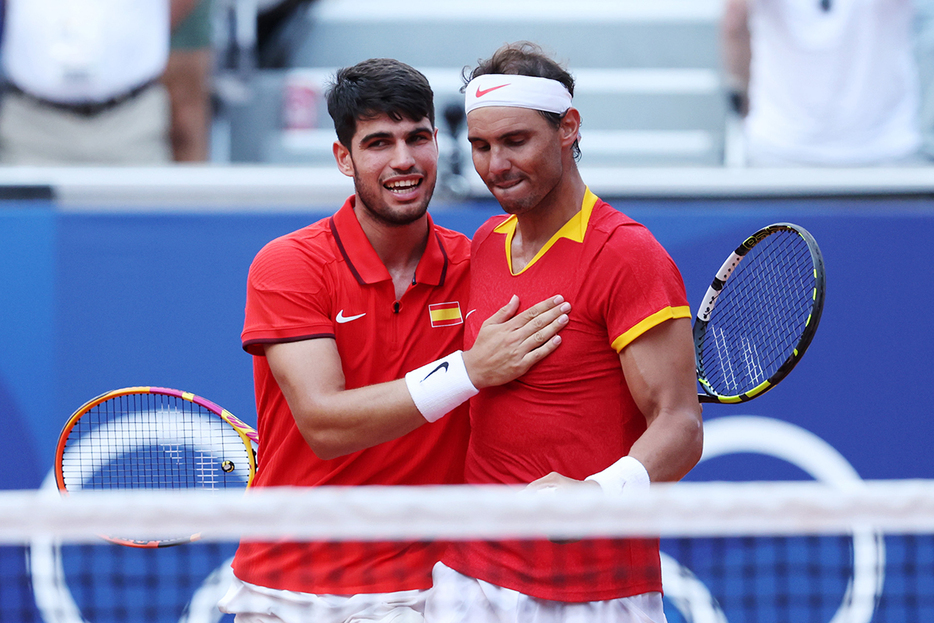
[1,195,933,622]
[5,197,931,485]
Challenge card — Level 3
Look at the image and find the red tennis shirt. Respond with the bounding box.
[442,189,690,602]
[233,196,471,594]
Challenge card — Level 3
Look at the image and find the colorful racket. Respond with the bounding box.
[694,223,826,404]
[55,386,258,547]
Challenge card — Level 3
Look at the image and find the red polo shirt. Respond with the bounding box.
[443,190,690,602]
[233,196,471,594]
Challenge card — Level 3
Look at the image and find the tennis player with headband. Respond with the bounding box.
[426,42,704,623]
[218,57,571,623]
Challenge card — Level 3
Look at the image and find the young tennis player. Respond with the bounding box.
[218,57,570,623]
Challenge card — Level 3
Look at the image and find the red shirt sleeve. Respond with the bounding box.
[595,223,691,352]
[241,234,336,355]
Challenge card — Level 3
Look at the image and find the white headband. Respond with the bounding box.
[464,74,572,115]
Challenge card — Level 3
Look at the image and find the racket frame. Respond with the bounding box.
[694,223,826,404]
[54,386,258,547]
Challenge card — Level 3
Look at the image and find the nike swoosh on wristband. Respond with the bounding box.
[475,83,510,98]
[421,361,449,382]
[336,310,366,324]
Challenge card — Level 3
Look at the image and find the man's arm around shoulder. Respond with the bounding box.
[267,295,572,460]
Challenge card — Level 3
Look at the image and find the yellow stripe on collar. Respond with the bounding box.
[493,188,599,275]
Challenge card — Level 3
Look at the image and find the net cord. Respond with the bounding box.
[3,479,934,544]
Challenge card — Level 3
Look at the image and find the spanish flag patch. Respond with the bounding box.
[429,302,463,327]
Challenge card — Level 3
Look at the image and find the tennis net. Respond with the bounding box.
[2,479,934,623]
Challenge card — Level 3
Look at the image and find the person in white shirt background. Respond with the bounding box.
[721,0,923,166]
[0,0,199,164]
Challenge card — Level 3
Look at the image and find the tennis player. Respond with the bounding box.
[218,58,571,623]
[426,43,705,623]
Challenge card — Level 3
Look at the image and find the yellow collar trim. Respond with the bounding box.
[493,188,599,275]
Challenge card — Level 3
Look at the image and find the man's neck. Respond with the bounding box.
[511,169,586,272]
[355,202,429,298]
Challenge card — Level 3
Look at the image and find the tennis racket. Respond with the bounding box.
[55,386,258,547]
[694,223,826,404]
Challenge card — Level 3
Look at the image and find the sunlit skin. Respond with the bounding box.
[334,113,439,229]
[334,113,440,294]
[467,106,567,216]
[467,105,585,273]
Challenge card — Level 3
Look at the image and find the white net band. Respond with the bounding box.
[4,480,934,545]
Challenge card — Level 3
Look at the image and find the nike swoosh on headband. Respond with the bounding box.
[476,83,511,98]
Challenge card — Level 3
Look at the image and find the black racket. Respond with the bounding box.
[694,223,826,404]
[55,386,258,547]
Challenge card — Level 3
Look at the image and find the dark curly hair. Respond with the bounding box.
[326,58,435,148]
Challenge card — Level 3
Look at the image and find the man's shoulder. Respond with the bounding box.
[251,217,336,275]
[591,197,638,228]
[470,214,511,248]
[585,199,676,268]
[263,217,332,251]
[590,199,655,243]
[430,221,472,260]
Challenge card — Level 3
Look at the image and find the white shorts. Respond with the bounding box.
[217,576,428,623]
[425,562,667,623]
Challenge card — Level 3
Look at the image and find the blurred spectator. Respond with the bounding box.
[722,0,922,166]
[163,0,214,162]
[0,0,199,165]
[255,0,317,68]
[914,0,934,159]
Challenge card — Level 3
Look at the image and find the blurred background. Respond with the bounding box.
[212,0,729,170]
[0,0,742,205]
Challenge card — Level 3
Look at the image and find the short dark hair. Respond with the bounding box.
[463,42,580,159]
[326,58,435,148]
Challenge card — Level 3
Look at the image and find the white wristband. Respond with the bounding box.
[585,456,650,496]
[404,350,478,423]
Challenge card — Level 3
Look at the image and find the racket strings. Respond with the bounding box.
[60,394,252,493]
[699,230,817,396]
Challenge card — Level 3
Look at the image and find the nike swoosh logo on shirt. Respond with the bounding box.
[421,361,449,382]
[465,309,477,318]
[476,83,510,98]
[336,310,367,324]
